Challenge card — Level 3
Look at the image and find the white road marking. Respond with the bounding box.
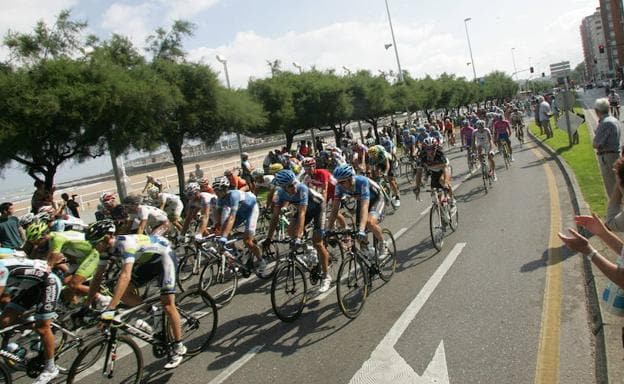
[394,227,408,240]
[207,344,265,384]
[349,242,466,384]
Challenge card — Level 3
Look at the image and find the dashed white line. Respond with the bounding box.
[207,344,265,384]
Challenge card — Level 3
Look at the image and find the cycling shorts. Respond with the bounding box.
[430,170,445,190]
[233,203,260,236]
[497,133,510,142]
[303,202,326,235]
[355,194,385,222]
[131,252,178,295]
[7,274,61,321]
[164,203,183,220]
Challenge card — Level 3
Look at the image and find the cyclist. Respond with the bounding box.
[122,195,170,236]
[95,192,117,221]
[211,176,267,277]
[472,120,497,181]
[509,107,525,143]
[302,157,346,229]
[327,164,387,259]
[413,137,455,207]
[492,113,514,161]
[150,188,184,232]
[181,182,217,236]
[351,140,369,175]
[142,174,163,194]
[609,89,620,119]
[444,118,455,146]
[85,220,187,369]
[264,170,332,293]
[0,254,62,384]
[367,145,400,207]
[459,120,476,170]
[45,227,112,308]
[224,169,250,192]
[401,129,417,158]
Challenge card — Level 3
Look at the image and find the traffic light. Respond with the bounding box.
[599,44,605,54]
[542,72,545,78]
[530,67,534,73]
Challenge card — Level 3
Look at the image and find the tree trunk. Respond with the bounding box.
[44,166,56,191]
[168,140,186,198]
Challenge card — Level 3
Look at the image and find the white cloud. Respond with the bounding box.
[164,0,220,20]
[189,20,475,88]
[0,0,79,33]
[101,2,155,47]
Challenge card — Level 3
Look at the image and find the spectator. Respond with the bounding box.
[538,95,553,138]
[224,169,249,192]
[30,180,49,214]
[194,164,204,180]
[188,171,197,183]
[142,174,163,193]
[0,202,24,250]
[298,140,310,157]
[593,97,622,196]
[263,150,275,174]
[315,136,324,152]
[60,193,80,218]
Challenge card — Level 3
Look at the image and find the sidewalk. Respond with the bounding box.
[531,99,621,383]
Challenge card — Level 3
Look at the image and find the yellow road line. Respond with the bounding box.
[531,147,562,384]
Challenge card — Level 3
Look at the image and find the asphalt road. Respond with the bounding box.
[12,131,597,383]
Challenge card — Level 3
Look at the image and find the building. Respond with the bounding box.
[581,8,610,80]
[598,0,624,77]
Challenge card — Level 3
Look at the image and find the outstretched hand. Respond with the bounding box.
[574,213,608,237]
[558,228,591,255]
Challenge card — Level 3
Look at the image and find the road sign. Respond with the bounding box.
[555,91,576,112]
[556,113,583,136]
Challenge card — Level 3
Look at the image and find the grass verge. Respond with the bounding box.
[529,112,606,216]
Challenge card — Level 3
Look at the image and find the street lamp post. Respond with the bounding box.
[384,0,404,82]
[511,48,518,78]
[464,17,477,81]
[216,54,244,162]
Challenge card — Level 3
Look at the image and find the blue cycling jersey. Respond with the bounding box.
[274,182,323,208]
[334,175,380,202]
[381,138,395,153]
[415,132,429,143]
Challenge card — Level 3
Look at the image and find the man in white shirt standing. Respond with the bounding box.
[538,95,553,139]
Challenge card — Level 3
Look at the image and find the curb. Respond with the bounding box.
[527,129,609,384]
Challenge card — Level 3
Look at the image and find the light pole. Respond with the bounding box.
[384,0,404,82]
[511,47,518,78]
[216,54,244,162]
[464,17,477,81]
[293,61,303,74]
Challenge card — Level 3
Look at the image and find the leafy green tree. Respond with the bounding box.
[570,62,585,84]
[348,70,393,141]
[481,71,519,104]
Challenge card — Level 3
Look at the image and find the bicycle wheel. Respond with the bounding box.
[377,229,397,282]
[336,253,368,319]
[177,246,199,284]
[199,259,237,308]
[176,289,219,355]
[405,164,416,184]
[429,203,444,251]
[0,364,9,384]
[66,335,143,384]
[270,261,308,322]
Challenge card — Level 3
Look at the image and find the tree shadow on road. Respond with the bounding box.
[454,185,488,203]
[520,245,575,273]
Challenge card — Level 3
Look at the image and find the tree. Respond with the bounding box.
[481,71,519,104]
[348,71,394,141]
[570,62,585,84]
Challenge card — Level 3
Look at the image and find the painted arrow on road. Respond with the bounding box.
[349,242,466,384]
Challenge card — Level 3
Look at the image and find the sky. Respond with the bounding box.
[0,0,598,191]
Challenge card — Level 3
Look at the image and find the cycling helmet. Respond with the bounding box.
[122,195,141,206]
[333,164,355,181]
[36,206,56,222]
[291,163,302,175]
[212,176,230,191]
[100,192,116,204]
[365,137,375,146]
[402,129,410,135]
[185,182,201,197]
[25,221,49,241]
[302,157,316,168]
[86,220,116,244]
[410,128,417,134]
[461,120,469,127]
[368,146,380,157]
[251,169,265,178]
[269,163,283,174]
[423,137,438,148]
[18,213,35,228]
[416,127,427,134]
[273,170,297,187]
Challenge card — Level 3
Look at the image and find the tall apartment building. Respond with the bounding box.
[599,0,624,76]
[581,9,609,80]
